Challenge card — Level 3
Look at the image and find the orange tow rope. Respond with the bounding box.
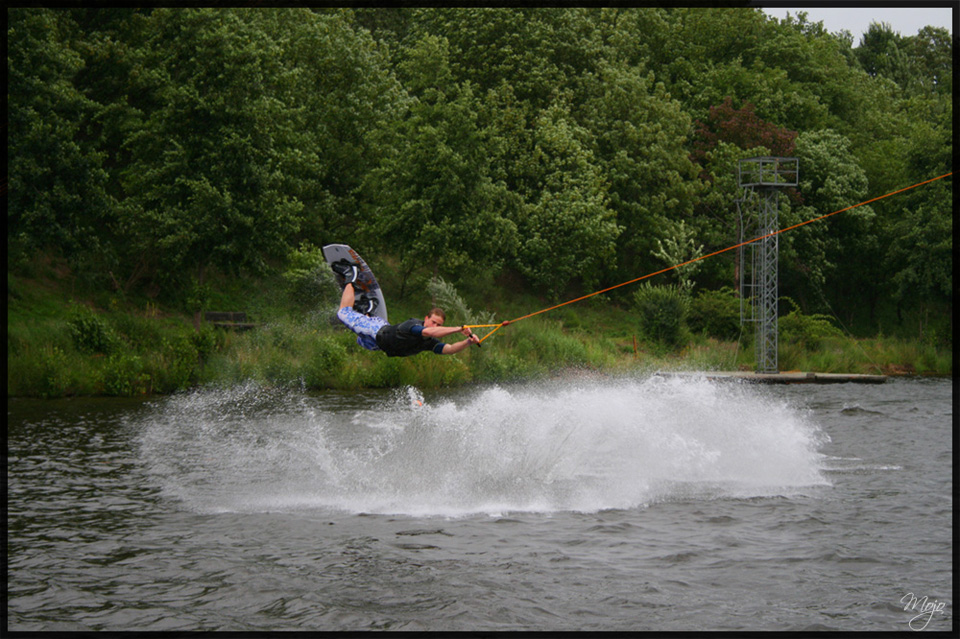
[463,172,952,344]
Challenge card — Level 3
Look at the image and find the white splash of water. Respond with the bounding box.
[135,376,830,516]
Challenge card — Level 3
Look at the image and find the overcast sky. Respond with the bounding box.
[760,6,955,42]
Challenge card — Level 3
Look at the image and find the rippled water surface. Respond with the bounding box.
[7,376,953,631]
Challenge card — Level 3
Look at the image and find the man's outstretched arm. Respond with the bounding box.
[439,333,480,354]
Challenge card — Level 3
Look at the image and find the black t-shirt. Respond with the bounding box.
[375,318,445,357]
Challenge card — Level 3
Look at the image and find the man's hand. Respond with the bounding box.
[461,326,480,346]
[441,330,481,354]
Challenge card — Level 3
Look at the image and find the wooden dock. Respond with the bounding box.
[655,371,888,384]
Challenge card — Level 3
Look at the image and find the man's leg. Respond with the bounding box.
[333,264,385,350]
[340,281,379,316]
[340,282,356,310]
[337,301,388,351]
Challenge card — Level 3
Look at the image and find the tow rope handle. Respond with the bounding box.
[463,321,511,347]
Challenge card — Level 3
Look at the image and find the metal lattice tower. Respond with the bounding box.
[737,157,799,374]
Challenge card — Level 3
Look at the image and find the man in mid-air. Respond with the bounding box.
[332,261,479,357]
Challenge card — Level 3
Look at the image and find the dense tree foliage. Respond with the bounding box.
[8,7,952,337]
[8,10,113,260]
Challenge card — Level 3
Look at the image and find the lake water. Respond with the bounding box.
[6,375,953,631]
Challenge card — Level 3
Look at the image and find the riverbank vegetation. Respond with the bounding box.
[8,258,950,398]
[8,8,952,396]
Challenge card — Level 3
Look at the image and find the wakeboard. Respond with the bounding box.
[322,244,389,322]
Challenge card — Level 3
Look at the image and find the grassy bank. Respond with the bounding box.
[7,266,951,398]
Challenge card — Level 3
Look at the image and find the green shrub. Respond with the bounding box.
[191,324,223,360]
[689,286,742,340]
[28,346,71,398]
[283,242,335,308]
[108,312,162,350]
[920,319,952,351]
[373,356,404,387]
[156,335,199,391]
[300,335,350,387]
[269,323,296,351]
[103,352,152,396]
[476,350,539,382]
[632,283,690,350]
[312,334,347,370]
[67,304,120,354]
[263,353,297,384]
[534,328,590,366]
[778,297,843,346]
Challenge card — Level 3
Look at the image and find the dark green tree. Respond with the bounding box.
[7,9,114,265]
[510,101,620,297]
[904,26,953,95]
[363,34,518,294]
[575,58,700,287]
[266,9,406,241]
[883,179,952,330]
[788,129,873,313]
[408,7,605,110]
[115,9,311,296]
[856,22,912,87]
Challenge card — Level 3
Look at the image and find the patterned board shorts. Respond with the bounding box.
[337,306,389,351]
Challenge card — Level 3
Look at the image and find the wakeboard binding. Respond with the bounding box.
[330,259,359,285]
